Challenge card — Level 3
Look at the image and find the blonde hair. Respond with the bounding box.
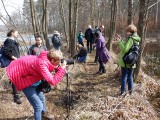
[47,49,63,61]
[126,24,137,33]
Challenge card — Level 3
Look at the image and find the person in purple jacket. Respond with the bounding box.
[95,31,110,74]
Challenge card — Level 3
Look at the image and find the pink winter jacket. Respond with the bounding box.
[6,51,66,90]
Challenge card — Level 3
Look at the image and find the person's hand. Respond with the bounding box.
[60,60,67,69]
[115,34,121,42]
[11,56,17,60]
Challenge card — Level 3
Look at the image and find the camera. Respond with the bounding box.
[61,59,75,65]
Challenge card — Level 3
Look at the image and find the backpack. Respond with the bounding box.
[36,80,51,93]
[0,46,11,68]
[52,35,61,46]
[123,38,140,67]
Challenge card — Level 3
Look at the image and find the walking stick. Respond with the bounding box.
[65,70,73,117]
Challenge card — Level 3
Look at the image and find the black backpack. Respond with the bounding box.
[123,38,140,67]
[52,35,61,45]
[36,80,51,93]
[0,46,11,68]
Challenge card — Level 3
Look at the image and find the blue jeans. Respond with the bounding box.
[120,67,134,95]
[78,56,87,63]
[23,86,46,120]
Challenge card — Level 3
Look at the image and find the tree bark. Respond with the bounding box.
[42,0,50,49]
[59,0,69,46]
[134,0,149,81]
[29,0,40,36]
[128,0,133,25]
[106,0,117,51]
[71,0,79,57]
[69,0,72,52]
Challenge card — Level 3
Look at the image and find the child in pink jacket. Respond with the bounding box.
[7,50,66,120]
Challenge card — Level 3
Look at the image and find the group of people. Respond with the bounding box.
[77,24,109,73]
[1,23,140,120]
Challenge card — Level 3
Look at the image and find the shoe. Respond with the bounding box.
[42,112,55,120]
[102,70,106,74]
[119,92,127,97]
[129,90,133,95]
[94,60,98,63]
[14,95,22,104]
[95,71,102,74]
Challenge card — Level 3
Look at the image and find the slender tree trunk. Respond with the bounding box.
[106,0,117,51]
[69,0,72,52]
[155,0,159,28]
[91,0,94,27]
[71,0,79,57]
[134,0,149,81]
[42,0,50,49]
[128,0,133,25]
[59,0,69,46]
[29,0,40,36]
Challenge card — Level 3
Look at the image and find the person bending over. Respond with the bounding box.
[6,50,67,120]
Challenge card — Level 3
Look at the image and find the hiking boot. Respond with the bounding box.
[95,71,102,74]
[14,95,22,104]
[42,112,55,120]
[94,60,98,63]
[129,90,133,95]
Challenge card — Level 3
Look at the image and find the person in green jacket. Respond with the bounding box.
[115,24,141,96]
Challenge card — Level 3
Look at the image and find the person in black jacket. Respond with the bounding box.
[85,25,93,53]
[3,29,21,104]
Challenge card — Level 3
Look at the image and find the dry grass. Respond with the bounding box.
[0,49,159,120]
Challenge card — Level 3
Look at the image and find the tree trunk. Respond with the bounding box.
[71,0,79,57]
[134,0,149,81]
[59,0,69,46]
[42,0,50,49]
[106,0,117,51]
[69,0,72,52]
[128,0,133,25]
[29,0,40,36]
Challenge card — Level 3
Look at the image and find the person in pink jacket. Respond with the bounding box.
[7,50,66,120]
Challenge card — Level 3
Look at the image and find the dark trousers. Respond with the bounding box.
[94,50,99,62]
[78,41,84,47]
[87,40,92,53]
[98,59,106,73]
[12,83,18,97]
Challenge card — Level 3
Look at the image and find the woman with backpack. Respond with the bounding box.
[115,24,141,96]
[3,29,22,104]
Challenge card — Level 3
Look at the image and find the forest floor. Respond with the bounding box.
[0,44,159,120]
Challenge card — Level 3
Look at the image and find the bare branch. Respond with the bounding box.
[148,0,160,10]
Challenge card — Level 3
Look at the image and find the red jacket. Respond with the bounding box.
[6,51,66,90]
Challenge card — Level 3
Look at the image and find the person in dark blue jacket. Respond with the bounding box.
[52,30,61,50]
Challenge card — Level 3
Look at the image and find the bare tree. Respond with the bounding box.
[106,0,117,51]
[42,0,50,49]
[59,0,69,45]
[128,0,133,25]
[70,0,79,57]
[134,0,150,80]
[29,0,40,36]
